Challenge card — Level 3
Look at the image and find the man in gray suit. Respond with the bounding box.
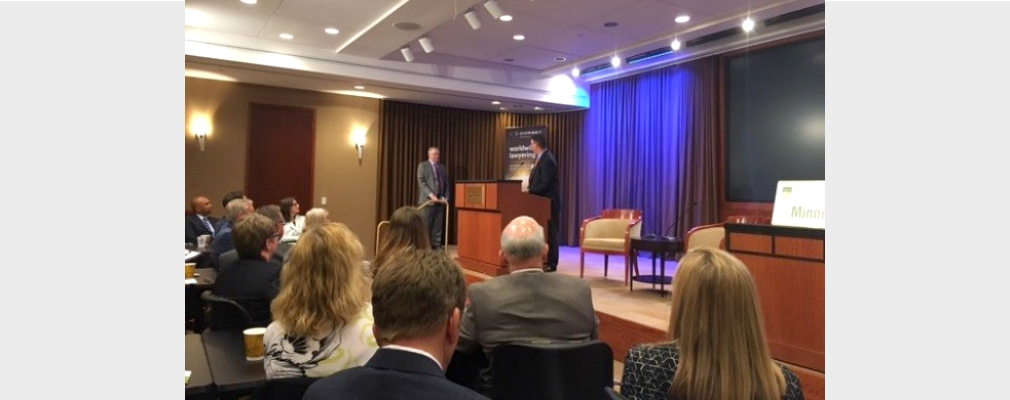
[458,216,599,395]
[417,146,450,249]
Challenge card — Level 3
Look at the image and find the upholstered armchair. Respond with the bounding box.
[685,216,770,251]
[684,223,725,251]
[579,209,643,285]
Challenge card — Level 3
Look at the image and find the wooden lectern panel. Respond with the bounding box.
[454,181,550,276]
[725,224,825,373]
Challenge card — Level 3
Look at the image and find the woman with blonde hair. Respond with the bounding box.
[302,208,329,233]
[620,248,803,400]
[263,222,377,379]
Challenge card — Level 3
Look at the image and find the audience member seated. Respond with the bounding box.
[280,197,305,242]
[185,195,218,246]
[303,250,488,400]
[303,208,329,232]
[264,222,378,379]
[620,248,804,400]
[458,216,599,396]
[218,205,292,271]
[214,190,248,231]
[213,213,282,327]
[211,198,253,269]
[372,206,430,277]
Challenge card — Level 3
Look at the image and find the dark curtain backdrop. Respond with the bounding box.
[377,100,586,245]
[581,58,720,240]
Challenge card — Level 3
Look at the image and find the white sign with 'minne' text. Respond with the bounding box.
[771,180,825,229]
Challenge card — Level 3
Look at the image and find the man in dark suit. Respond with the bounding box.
[212,213,282,327]
[417,146,450,249]
[458,216,598,396]
[217,204,292,272]
[211,198,253,270]
[303,250,488,400]
[185,195,218,246]
[214,190,248,232]
[526,134,561,271]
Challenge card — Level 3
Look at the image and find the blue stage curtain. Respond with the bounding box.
[580,58,720,240]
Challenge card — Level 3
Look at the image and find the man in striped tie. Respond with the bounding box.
[417,147,450,249]
[185,195,219,246]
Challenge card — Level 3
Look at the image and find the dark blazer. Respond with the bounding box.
[210,222,235,269]
[303,348,489,400]
[213,257,281,327]
[185,214,218,245]
[528,150,560,210]
[217,242,292,274]
[417,160,450,204]
[621,343,804,400]
[458,270,598,393]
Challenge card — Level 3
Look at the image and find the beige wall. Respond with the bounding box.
[185,77,381,256]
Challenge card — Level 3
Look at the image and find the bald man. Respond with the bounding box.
[457,216,598,396]
[185,195,219,245]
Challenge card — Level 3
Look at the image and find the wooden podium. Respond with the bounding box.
[724,223,825,400]
[454,180,551,276]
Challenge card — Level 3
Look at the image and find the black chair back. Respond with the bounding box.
[491,340,614,400]
[604,387,630,400]
[200,291,253,331]
[253,377,318,400]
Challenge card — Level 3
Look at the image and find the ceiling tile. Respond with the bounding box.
[185,0,284,36]
[489,46,578,70]
[257,14,346,49]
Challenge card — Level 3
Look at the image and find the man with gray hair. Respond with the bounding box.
[457,216,598,396]
[211,198,253,269]
[416,146,450,249]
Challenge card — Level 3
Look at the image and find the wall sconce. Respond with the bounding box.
[192,118,212,152]
[351,127,367,164]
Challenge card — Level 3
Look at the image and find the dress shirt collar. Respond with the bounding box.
[510,267,545,275]
[382,344,443,370]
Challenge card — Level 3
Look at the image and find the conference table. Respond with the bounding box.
[185,333,215,398]
[202,330,267,397]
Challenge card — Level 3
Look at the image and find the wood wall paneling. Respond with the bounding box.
[596,311,669,363]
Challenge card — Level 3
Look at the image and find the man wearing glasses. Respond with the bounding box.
[213,213,283,327]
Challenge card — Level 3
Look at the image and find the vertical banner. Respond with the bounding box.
[504,126,548,190]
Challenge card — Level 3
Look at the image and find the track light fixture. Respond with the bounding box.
[418,36,434,53]
[484,0,504,20]
[400,46,415,62]
[464,9,482,30]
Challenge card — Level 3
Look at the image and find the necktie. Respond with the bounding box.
[202,216,214,234]
[432,163,440,195]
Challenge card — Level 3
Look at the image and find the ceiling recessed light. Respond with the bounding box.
[534,106,543,111]
[503,58,515,62]
[670,38,681,51]
[512,34,525,41]
[354,85,365,90]
[491,100,501,105]
[325,28,339,35]
[604,21,619,28]
[571,67,580,77]
[499,15,513,22]
[742,17,755,32]
[279,33,294,40]
[240,0,256,4]
[611,55,621,68]
[675,14,690,23]
[554,56,566,61]
[500,107,507,110]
